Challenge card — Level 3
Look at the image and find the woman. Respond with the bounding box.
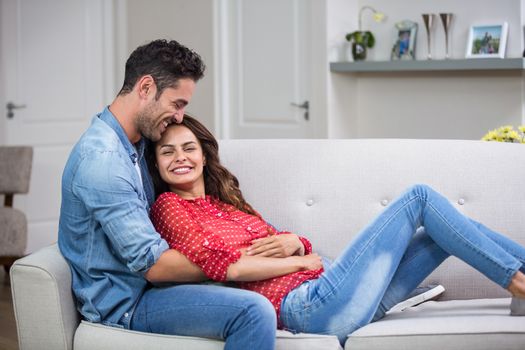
[147,116,525,345]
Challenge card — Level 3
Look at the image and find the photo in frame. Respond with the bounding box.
[391,20,418,60]
[466,23,508,58]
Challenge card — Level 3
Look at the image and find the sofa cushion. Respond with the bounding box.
[346,298,525,350]
[74,321,342,350]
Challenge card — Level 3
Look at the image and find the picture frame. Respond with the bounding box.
[391,20,418,60]
[465,23,508,58]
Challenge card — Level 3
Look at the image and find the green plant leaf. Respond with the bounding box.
[345,31,375,48]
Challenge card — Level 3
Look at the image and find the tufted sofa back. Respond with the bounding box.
[219,139,525,300]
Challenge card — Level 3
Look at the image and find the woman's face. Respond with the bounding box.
[155,124,206,199]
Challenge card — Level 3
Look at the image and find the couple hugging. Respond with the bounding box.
[58,39,525,349]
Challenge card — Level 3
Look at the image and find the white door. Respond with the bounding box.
[217,0,322,139]
[0,0,115,252]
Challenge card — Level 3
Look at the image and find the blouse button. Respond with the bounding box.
[381,199,389,206]
[203,239,209,246]
[458,198,465,205]
[246,226,252,231]
[306,199,314,206]
[217,213,223,217]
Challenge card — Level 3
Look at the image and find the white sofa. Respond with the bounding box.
[11,139,525,350]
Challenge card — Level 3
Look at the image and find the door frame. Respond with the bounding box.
[213,0,328,139]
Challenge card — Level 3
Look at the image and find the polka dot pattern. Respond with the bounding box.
[150,192,323,323]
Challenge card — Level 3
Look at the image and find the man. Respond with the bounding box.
[58,39,276,349]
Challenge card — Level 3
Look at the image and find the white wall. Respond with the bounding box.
[121,0,216,132]
[0,5,6,145]
[327,0,525,139]
[326,0,359,138]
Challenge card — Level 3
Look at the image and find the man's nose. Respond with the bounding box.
[173,109,185,124]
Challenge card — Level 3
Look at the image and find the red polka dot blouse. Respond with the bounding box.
[150,192,323,322]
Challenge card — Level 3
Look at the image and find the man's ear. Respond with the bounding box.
[137,75,155,99]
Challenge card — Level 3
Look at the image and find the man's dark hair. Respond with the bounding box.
[118,39,205,98]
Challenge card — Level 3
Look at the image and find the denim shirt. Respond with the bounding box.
[58,107,169,328]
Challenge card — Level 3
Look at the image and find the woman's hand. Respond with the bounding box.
[246,233,305,257]
[296,253,323,271]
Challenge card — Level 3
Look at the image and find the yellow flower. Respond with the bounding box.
[499,125,513,133]
[482,125,525,143]
[373,12,386,22]
[508,131,520,141]
[481,130,498,141]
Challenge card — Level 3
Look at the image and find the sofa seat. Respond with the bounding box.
[347,298,525,350]
[74,320,342,350]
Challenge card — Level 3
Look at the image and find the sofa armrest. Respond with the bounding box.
[10,243,80,350]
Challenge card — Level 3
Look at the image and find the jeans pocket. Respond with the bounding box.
[280,281,311,332]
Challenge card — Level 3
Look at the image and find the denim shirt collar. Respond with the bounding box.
[98,106,155,206]
[99,106,144,165]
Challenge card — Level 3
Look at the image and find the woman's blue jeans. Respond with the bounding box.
[280,184,525,345]
[131,284,276,350]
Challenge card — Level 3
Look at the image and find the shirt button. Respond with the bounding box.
[458,198,465,205]
[381,199,389,206]
[246,226,252,231]
[306,199,314,206]
[203,239,209,246]
[217,213,223,217]
[124,313,129,318]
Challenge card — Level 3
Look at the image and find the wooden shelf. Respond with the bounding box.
[330,58,525,73]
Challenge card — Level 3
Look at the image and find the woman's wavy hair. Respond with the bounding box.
[146,115,258,216]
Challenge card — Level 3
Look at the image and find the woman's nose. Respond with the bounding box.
[174,152,186,162]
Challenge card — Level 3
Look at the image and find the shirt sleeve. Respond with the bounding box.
[72,150,168,275]
[150,193,241,281]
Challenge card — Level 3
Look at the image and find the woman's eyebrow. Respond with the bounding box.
[159,141,196,149]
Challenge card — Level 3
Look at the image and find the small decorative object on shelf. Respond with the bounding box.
[481,125,525,143]
[439,13,454,59]
[391,20,417,60]
[345,6,385,61]
[466,23,508,59]
[422,14,435,60]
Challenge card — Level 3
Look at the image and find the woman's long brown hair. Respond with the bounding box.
[146,115,258,216]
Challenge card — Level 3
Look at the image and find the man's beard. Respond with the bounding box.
[136,103,161,142]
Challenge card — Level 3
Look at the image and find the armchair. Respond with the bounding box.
[0,146,33,273]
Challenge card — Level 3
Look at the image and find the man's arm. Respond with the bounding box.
[145,249,207,283]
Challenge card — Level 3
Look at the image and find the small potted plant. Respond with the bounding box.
[345,6,385,61]
[346,31,376,61]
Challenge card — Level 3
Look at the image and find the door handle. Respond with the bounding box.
[6,102,27,119]
[291,100,309,120]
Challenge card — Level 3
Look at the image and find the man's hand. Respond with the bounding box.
[246,233,304,257]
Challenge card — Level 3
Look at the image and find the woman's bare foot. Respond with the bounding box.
[508,271,525,298]
[508,271,525,316]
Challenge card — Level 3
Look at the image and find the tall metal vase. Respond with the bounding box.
[440,13,454,59]
[422,14,435,60]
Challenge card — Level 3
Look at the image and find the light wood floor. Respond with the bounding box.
[0,269,18,350]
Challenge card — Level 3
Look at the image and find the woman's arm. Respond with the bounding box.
[150,193,322,282]
[226,253,323,282]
